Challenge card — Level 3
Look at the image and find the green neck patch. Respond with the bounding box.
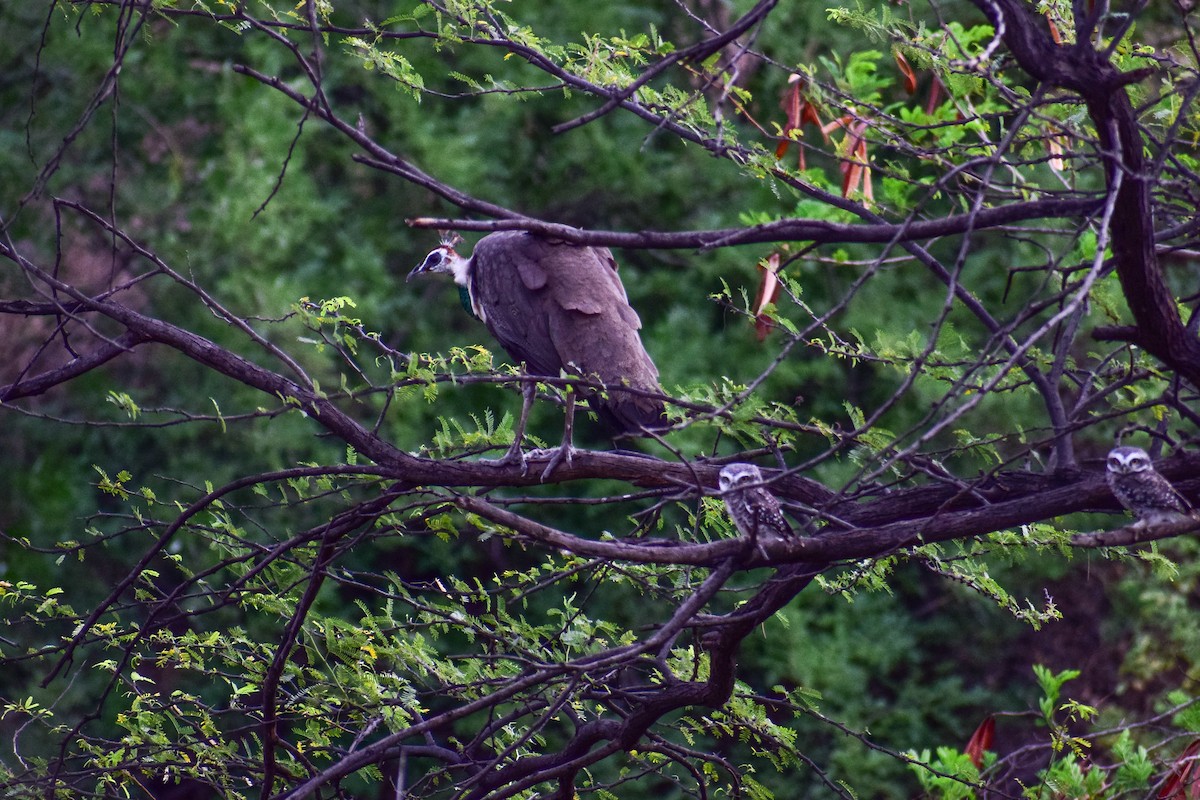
[458,285,477,319]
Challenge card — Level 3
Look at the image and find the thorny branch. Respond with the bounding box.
[4,1,1200,799]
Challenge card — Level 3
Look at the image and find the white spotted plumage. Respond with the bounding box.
[718,463,794,541]
[1105,445,1191,526]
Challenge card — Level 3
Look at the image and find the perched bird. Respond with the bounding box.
[408,231,665,470]
[718,463,795,548]
[1105,445,1192,526]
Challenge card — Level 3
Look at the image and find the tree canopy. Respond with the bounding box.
[2,1,1200,798]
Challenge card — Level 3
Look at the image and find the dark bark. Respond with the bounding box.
[970,0,1200,387]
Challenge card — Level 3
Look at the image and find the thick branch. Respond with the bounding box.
[460,558,746,800]
[6,246,1192,554]
[0,330,148,401]
[458,494,746,565]
[465,455,1200,568]
[403,196,1100,251]
[1072,515,1200,547]
[971,0,1200,386]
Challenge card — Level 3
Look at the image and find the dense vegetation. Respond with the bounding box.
[1,1,1199,798]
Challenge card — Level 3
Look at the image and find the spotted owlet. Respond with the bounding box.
[718,463,795,542]
[1105,445,1191,526]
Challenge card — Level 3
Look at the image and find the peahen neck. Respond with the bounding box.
[457,285,477,319]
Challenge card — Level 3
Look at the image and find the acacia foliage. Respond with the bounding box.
[1,1,1200,799]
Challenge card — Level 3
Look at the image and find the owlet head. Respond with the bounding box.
[719,463,764,492]
[1107,445,1152,475]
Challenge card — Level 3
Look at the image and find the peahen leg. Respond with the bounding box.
[539,387,575,481]
[494,379,536,472]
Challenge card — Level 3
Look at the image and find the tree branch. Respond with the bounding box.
[1071,514,1200,547]
[403,196,1101,251]
[0,329,148,401]
[971,0,1200,386]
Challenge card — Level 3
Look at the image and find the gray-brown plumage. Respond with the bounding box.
[719,463,795,542]
[1106,445,1192,526]
[408,231,665,435]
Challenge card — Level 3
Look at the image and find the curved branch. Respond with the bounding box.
[8,238,1191,555]
[1072,515,1200,547]
[471,453,1200,567]
[403,196,1101,250]
[971,0,1200,386]
[460,557,750,800]
[0,329,148,401]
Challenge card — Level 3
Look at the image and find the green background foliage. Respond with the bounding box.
[1,1,1198,798]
